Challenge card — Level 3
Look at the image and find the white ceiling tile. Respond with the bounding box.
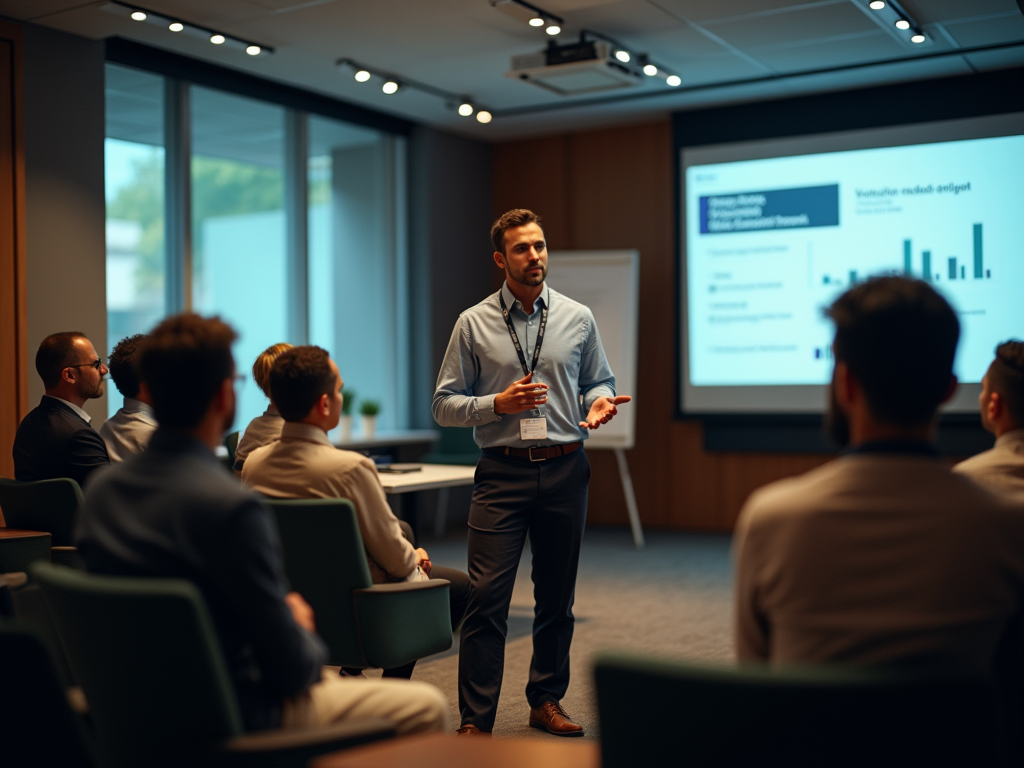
[647,0,836,24]
[900,0,1021,26]
[942,14,1024,48]
[704,2,880,49]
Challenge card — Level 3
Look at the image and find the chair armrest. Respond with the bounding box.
[352,580,453,669]
[199,718,394,768]
[352,578,450,596]
[50,547,86,570]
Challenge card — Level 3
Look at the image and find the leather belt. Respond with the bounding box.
[485,441,582,462]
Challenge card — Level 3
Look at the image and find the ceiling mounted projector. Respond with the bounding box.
[506,40,642,96]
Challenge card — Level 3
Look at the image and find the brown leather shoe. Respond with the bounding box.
[529,702,585,736]
[456,724,491,736]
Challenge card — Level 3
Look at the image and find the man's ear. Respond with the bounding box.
[988,390,1003,421]
[940,375,959,405]
[319,392,331,416]
[61,367,76,385]
[213,377,232,412]
[834,360,856,407]
[493,251,505,270]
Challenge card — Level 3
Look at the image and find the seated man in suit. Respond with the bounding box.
[13,331,110,488]
[76,314,447,735]
[954,340,1024,498]
[99,333,158,462]
[734,276,1024,675]
[242,345,469,678]
[233,342,291,474]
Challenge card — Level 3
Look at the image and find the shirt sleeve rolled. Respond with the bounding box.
[432,317,503,428]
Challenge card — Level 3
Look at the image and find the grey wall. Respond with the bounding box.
[22,23,107,422]
[408,126,494,428]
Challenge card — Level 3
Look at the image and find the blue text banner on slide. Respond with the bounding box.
[680,114,1024,414]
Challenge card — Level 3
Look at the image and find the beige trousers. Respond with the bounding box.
[281,669,449,735]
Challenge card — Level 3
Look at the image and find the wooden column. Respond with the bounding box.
[0,20,27,484]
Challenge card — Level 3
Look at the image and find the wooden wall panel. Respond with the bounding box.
[494,119,829,532]
[0,20,27,489]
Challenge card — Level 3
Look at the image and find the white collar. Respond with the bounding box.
[122,397,155,416]
[45,395,91,424]
[996,428,1024,448]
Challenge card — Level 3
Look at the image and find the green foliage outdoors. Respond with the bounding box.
[108,150,296,291]
[359,399,381,417]
[341,388,356,416]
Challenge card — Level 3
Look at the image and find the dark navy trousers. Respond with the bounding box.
[458,448,590,731]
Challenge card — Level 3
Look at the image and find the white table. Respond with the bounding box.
[377,464,476,495]
[332,429,439,453]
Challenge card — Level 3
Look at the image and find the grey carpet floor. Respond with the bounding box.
[355,528,735,740]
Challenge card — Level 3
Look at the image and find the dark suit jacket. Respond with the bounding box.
[13,397,110,488]
[75,429,326,731]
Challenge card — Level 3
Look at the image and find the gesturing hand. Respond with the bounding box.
[494,371,549,415]
[579,395,632,430]
[415,547,433,577]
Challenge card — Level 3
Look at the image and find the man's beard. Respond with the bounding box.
[509,262,546,287]
[79,378,104,400]
[824,378,850,448]
[222,403,237,436]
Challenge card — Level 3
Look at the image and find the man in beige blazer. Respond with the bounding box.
[242,345,469,679]
[734,277,1024,676]
[954,340,1024,499]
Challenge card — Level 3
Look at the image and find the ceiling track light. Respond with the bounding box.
[491,0,565,36]
[857,0,928,48]
[99,2,272,56]
[337,58,494,124]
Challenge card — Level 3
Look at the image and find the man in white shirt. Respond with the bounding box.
[100,334,158,462]
[242,345,469,676]
[734,277,1024,676]
[954,340,1024,498]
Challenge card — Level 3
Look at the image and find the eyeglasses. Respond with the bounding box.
[68,358,104,371]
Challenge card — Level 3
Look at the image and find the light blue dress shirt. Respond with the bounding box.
[433,282,616,448]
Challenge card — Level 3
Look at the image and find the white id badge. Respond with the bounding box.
[520,417,548,441]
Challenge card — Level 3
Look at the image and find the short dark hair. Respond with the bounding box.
[987,340,1024,427]
[138,314,237,429]
[825,276,959,425]
[269,346,336,422]
[36,332,87,389]
[108,334,147,399]
[490,209,541,254]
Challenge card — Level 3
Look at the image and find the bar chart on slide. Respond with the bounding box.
[903,223,991,283]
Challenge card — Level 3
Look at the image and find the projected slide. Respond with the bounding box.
[684,134,1024,389]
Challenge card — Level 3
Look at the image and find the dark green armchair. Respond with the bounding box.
[0,477,83,546]
[595,652,1007,768]
[267,498,452,670]
[31,562,394,768]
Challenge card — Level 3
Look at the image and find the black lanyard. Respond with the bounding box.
[499,290,548,377]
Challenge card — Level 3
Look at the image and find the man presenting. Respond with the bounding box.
[433,209,630,736]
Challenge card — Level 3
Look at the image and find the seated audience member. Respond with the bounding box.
[233,342,292,473]
[13,332,110,487]
[75,315,447,735]
[242,346,470,676]
[734,277,1024,674]
[954,340,1024,498]
[99,334,157,462]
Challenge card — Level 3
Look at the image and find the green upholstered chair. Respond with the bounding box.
[0,620,98,768]
[419,426,480,536]
[31,562,394,768]
[0,529,51,572]
[267,498,452,670]
[223,431,240,472]
[0,477,83,546]
[595,653,1007,768]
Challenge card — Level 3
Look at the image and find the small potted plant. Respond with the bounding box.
[359,399,381,440]
[339,388,355,443]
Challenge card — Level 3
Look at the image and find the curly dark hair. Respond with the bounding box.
[269,346,336,422]
[490,209,541,254]
[139,314,237,429]
[108,334,147,399]
[825,276,959,425]
[988,340,1024,426]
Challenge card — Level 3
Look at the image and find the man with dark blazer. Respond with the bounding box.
[13,332,110,488]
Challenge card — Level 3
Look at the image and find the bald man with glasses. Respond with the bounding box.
[13,332,111,489]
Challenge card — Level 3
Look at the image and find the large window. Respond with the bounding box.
[104,63,409,433]
[104,65,166,417]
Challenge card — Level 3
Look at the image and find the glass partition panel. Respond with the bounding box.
[308,115,408,438]
[190,86,287,432]
[105,64,166,417]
